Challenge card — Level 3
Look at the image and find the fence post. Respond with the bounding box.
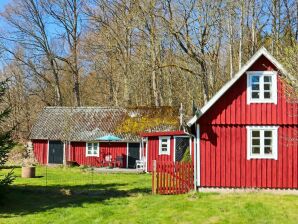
[91,167,94,185]
[152,160,157,194]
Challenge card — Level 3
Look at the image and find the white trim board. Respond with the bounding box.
[145,137,148,172]
[187,47,291,126]
[126,142,129,168]
[47,140,49,164]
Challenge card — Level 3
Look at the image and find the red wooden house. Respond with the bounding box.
[30,107,142,168]
[140,131,194,172]
[187,47,298,189]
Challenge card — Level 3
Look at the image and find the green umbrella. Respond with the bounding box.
[96,135,122,141]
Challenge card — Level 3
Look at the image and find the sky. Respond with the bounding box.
[0,0,10,11]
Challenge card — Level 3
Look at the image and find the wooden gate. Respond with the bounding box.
[152,160,194,195]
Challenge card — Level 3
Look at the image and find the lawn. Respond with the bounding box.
[0,167,298,224]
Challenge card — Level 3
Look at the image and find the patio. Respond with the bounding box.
[93,167,145,174]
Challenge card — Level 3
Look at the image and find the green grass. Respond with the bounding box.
[0,167,298,224]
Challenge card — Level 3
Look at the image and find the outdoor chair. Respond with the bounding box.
[101,154,113,167]
[116,156,123,168]
[136,160,145,171]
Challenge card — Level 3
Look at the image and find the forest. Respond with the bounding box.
[0,0,297,141]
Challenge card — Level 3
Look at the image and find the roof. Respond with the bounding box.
[140,130,186,137]
[30,107,140,142]
[187,47,292,126]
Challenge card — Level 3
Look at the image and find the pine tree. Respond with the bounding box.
[0,80,15,188]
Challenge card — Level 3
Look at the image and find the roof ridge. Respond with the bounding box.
[44,106,126,110]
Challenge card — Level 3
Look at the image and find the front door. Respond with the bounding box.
[175,137,190,162]
[128,143,140,168]
[48,141,64,164]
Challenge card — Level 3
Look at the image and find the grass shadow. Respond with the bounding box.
[0,182,151,218]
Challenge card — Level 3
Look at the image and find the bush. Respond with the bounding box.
[181,147,192,163]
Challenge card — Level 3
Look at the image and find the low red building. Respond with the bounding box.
[30,107,141,168]
[140,131,194,172]
[188,47,298,189]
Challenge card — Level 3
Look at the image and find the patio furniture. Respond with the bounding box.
[101,154,113,167]
[136,160,145,171]
[116,156,124,168]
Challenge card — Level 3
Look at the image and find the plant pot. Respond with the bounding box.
[22,166,36,178]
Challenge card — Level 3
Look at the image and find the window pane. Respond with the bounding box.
[252,84,259,90]
[264,139,272,146]
[252,139,260,146]
[88,150,92,155]
[265,147,272,154]
[264,76,272,82]
[264,84,271,91]
[252,92,260,99]
[93,143,98,154]
[161,147,167,152]
[161,138,168,152]
[87,143,92,148]
[251,76,260,83]
[264,92,271,99]
[252,147,260,154]
[264,131,272,137]
[252,131,260,137]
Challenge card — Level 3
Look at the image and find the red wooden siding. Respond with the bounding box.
[33,140,48,164]
[200,125,298,188]
[146,137,175,172]
[146,135,194,172]
[32,140,128,168]
[68,142,127,168]
[198,55,298,189]
[199,56,298,125]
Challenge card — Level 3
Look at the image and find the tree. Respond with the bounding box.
[0,0,64,106]
[42,0,84,106]
[0,80,15,189]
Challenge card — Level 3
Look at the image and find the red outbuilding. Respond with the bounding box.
[140,131,194,172]
[188,47,298,189]
[30,107,142,168]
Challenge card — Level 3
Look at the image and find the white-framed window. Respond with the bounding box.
[247,126,278,160]
[247,71,277,104]
[86,142,99,156]
[159,136,170,155]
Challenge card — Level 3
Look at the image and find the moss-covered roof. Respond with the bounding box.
[30,106,180,142]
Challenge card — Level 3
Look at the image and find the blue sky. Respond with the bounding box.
[0,0,10,11]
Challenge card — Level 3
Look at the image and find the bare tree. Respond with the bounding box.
[42,0,84,106]
[0,0,63,106]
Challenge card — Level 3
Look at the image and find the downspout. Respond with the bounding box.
[196,123,200,188]
[183,126,198,191]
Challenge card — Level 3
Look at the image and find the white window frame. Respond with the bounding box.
[247,126,278,160]
[159,136,171,155]
[247,71,277,104]
[86,142,99,157]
